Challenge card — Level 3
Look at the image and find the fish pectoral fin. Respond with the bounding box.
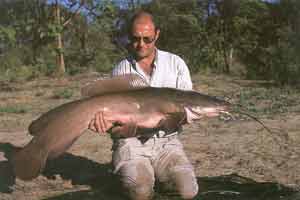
[158,112,186,133]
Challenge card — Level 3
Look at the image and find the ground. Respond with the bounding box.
[0,72,300,200]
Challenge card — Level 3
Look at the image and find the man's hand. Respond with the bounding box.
[88,111,114,134]
[88,110,138,138]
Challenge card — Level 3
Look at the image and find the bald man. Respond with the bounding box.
[90,11,199,200]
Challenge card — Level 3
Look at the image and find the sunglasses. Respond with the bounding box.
[129,34,156,44]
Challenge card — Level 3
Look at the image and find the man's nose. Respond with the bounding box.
[137,39,146,47]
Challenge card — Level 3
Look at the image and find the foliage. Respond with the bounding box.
[0,26,16,48]
[232,0,300,84]
[143,0,209,72]
[0,0,299,85]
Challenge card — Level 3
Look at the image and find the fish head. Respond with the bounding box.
[173,89,230,121]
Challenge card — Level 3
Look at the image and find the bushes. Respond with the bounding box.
[0,46,57,81]
[0,48,31,81]
[0,0,299,85]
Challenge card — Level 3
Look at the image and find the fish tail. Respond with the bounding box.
[11,138,49,181]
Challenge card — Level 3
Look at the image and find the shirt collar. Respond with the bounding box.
[153,48,159,67]
[128,48,159,68]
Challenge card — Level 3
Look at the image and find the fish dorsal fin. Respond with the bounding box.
[81,74,149,97]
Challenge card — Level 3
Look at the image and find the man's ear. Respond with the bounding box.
[155,29,160,40]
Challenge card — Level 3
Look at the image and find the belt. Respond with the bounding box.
[138,131,178,144]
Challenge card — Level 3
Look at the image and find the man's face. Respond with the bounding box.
[129,20,159,60]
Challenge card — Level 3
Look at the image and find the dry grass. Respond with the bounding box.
[0,72,299,200]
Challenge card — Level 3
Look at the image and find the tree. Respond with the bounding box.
[49,0,86,75]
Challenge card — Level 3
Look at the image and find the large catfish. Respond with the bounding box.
[11,74,231,181]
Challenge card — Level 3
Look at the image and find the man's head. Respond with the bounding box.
[128,11,160,60]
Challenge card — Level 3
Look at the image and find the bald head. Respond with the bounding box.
[128,11,160,60]
[130,11,157,32]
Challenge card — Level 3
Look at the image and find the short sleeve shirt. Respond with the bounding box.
[112,49,193,90]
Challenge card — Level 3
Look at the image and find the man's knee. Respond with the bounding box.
[176,172,198,199]
[179,184,198,199]
[162,151,198,199]
[171,166,199,199]
[127,184,154,200]
[122,175,154,200]
[119,162,155,200]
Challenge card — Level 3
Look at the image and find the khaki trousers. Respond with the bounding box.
[112,135,199,200]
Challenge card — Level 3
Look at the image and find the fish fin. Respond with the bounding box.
[28,117,47,136]
[11,138,49,181]
[81,74,149,97]
[158,112,186,133]
[47,135,82,159]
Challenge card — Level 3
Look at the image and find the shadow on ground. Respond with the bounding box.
[40,173,299,200]
[0,142,125,199]
[0,142,299,200]
[42,151,125,199]
[0,143,18,193]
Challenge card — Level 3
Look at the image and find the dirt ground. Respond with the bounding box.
[0,72,300,200]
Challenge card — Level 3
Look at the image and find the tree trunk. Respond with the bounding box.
[221,18,230,74]
[229,47,233,70]
[222,45,230,73]
[54,0,65,76]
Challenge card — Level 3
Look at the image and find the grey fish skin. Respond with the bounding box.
[12,87,229,181]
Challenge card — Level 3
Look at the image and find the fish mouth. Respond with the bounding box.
[185,105,228,123]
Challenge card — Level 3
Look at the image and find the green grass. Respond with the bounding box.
[53,88,74,99]
[0,105,28,114]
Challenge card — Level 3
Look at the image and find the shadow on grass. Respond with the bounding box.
[0,142,298,200]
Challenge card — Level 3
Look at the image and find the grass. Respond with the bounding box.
[52,88,74,99]
[0,105,28,114]
[234,86,300,116]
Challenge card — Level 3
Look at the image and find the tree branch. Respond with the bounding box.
[62,0,85,27]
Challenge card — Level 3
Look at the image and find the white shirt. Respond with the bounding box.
[112,49,193,91]
[111,49,193,137]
